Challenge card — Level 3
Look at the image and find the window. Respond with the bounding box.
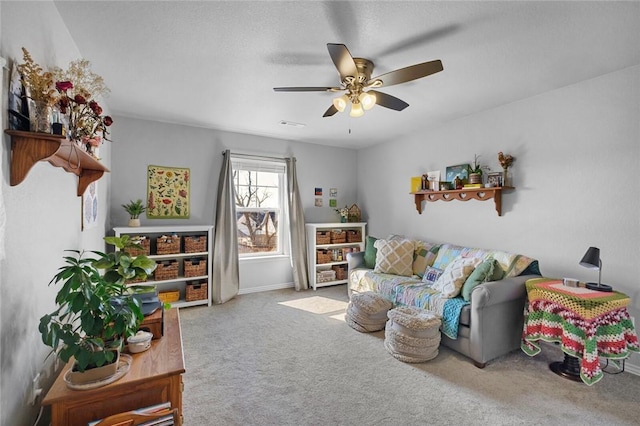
[231,156,286,257]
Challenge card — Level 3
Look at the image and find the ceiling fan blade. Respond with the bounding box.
[368,90,409,111]
[327,43,358,82]
[369,60,443,88]
[323,104,339,117]
[273,87,340,92]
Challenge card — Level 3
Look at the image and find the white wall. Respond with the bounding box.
[358,65,640,371]
[0,2,111,425]
[109,116,358,292]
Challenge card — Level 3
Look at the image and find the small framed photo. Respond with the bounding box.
[445,164,470,184]
[487,172,502,187]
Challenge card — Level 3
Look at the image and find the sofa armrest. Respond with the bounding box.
[471,274,539,308]
[347,251,366,271]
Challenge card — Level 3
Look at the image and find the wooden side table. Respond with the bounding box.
[42,308,185,426]
[521,278,639,385]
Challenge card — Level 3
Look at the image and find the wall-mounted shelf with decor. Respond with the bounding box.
[411,187,515,216]
[5,130,109,196]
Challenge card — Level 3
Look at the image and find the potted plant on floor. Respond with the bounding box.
[122,199,146,227]
[39,236,157,385]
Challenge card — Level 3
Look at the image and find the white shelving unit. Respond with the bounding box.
[306,222,366,290]
[114,225,214,308]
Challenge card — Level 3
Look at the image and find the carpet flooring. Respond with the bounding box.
[179,285,640,425]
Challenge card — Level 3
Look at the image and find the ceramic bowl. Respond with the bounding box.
[127,331,153,353]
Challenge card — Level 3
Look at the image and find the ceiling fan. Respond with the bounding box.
[273,43,443,118]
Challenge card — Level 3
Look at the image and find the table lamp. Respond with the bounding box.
[579,246,612,292]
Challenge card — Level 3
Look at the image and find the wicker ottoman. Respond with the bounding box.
[346,292,394,332]
[384,306,442,363]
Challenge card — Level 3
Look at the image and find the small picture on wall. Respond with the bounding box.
[315,197,323,207]
[329,199,337,208]
[315,187,323,196]
[329,188,337,198]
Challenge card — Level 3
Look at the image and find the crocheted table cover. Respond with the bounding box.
[521,278,639,385]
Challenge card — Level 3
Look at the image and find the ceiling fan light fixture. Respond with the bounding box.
[359,92,376,110]
[332,94,349,112]
[349,101,364,118]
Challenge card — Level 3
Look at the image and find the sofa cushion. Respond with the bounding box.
[363,235,378,269]
[413,241,440,277]
[461,259,505,302]
[422,266,444,286]
[431,256,482,298]
[373,239,415,276]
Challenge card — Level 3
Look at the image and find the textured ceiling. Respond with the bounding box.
[53,1,640,149]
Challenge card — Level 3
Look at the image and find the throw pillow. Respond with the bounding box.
[363,236,378,269]
[413,241,440,277]
[422,266,444,286]
[431,256,483,298]
[461,258,505,302]
[373,239,415,276]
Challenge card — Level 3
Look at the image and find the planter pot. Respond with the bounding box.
[128,218,141,227]
[469,173,482,185]
[65,349,120,385]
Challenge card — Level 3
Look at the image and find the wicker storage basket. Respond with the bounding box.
[184,235,207,253]
[317,270,336,283]
[346,229,362,243]
[125,237,150,256]
[154,260,179,281]
[316,231,330,245]
[126,275,147,284]
[316,249,331,264]
[186,281,208,302]
[184,257,206,277]
[332,265,347,280]
[159,290,180,303]
[330,229,346,244]
[157,235,181,255]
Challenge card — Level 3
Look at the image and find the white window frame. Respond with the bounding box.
[231,155,287,259]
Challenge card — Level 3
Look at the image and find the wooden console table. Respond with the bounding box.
[42,308,185,425]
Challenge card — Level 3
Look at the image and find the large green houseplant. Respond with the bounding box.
[39,236,157,374]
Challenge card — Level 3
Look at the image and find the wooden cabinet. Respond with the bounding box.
[4,130,109,196]
[114,225,213,308]
[306,222,366,290]
[42,308,185,426]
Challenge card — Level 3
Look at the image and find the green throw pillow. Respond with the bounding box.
[461,259,505,302]
[364,235,378,269]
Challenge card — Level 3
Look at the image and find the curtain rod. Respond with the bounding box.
[224,152,288,162]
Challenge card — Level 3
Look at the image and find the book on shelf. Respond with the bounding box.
[463,183,483,188]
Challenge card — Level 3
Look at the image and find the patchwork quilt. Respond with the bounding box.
[350,271,468,339]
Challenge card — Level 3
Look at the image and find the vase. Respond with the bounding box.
[128,218,141,227]
[29,101,52,133]
[469,173,482,185]
[340,217,347,223]
[502,168,511,187]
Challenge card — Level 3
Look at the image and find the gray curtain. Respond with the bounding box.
[286,157,309,291]
[212,150,239,304]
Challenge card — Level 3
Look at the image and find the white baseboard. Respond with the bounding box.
[623,362,640,376]
[238,282,294,295]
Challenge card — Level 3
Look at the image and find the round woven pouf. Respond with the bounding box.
[384,306,442,363]
[346,292,394,332]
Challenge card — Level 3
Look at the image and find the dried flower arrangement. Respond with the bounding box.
[16,47,113,155]
[17,48,57,106]
[498,152,515,170]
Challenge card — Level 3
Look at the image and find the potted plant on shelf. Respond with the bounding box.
[39,236,157,386]
[468,154,484,185]
[122,199,146,227]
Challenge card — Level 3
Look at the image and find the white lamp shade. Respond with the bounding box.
[332,95,348,112]
[359,92,376,110]
[349,102,364,117]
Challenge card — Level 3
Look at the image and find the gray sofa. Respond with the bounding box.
[347,239,540,368]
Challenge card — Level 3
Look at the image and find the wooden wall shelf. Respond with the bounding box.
[5,130,109,196]
[411,186,514,216]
